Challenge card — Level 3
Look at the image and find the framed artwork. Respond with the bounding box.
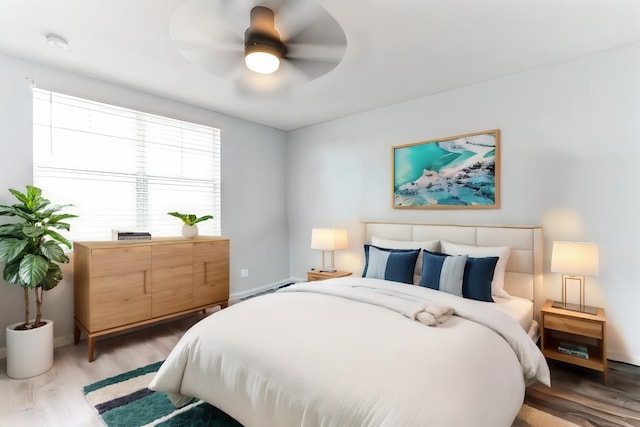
[392,129,500,209]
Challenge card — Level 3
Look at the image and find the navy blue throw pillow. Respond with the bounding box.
[419,250,467,297]
[362,245,420,284]
[419,250,497,302]
[462,256,499,302]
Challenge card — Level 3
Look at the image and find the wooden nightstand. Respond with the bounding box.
[307,270,352,282]
[540,299,607,382]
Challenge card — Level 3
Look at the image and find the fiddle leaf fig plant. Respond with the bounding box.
[0,186,77,330]
[167,211,213,226]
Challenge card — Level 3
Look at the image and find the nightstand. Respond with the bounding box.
[307,270,352,282]
[540,299,607,383]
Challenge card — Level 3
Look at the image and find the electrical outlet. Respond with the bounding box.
[240,269,249,278]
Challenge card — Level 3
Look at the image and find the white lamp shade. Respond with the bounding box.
[551,241,599,276]
[311,228,348,251]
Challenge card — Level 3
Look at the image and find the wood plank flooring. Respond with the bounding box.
[525,360,640,426]
[0,310,638,427]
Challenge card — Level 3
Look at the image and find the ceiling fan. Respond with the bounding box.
[169,0,348,94]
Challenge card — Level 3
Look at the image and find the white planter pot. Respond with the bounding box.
[182,224,198,239]
[6,319,54,379]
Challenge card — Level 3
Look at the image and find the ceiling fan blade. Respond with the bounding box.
[173,43,243,77]
[171,40,238,55]
[286,43,347,63]
[272,0,327,40]
[284,40,347,80]
[286,57,342,81]
[170,0,245,77]
[281,3,347,79]
[282,3,346,46]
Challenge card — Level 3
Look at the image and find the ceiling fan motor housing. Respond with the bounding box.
[244,6,287,59]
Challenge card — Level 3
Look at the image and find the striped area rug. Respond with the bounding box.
[85,361,577,427]
[83,361,241,427]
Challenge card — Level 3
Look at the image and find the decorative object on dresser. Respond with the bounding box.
[307,269,352,282]
[0,185,77,379]
[550,241,599,315]
[392,129,500,209]
[540,299,607,383]
[112,230,152,241]
[310,228,347,272]
[73,236,229,362]
[167,211,214,239]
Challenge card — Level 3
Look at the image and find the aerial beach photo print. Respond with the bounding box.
[392,129,500,209]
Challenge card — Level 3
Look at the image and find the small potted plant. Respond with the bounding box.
[167,211,213,238]
[0,185,77,378]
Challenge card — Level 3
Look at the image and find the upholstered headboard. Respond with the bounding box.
[363,222,544,316]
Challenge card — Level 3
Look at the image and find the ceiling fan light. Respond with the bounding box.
[243,7,286,75]
[245,51,280,74]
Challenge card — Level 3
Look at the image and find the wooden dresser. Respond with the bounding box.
[73,236,229,361]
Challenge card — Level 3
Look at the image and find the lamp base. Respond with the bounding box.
[551,301,598,315]
[319,250,337,273]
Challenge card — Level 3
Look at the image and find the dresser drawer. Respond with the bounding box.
[90,271,151,330]
[544,313,603,339]
[91,246,151,277]
[152,243,193,267]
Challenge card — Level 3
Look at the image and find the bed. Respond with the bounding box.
[149,223,550,426]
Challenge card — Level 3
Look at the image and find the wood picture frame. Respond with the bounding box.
[392,129,500,209]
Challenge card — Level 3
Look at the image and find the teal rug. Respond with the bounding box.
[83,361,242,427]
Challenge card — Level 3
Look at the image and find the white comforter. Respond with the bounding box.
[150,277,550,427]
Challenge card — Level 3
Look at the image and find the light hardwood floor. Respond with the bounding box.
[1,310,639,427]
[0,312,212,427]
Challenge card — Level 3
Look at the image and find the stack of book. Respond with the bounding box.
[558,342,589,359]
[112,230,152,241]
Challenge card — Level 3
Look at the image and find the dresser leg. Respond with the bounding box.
[74,324,81,344]
[88,337,96,362]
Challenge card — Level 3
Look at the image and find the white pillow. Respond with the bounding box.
[440,240,512,298]
[371,236,439,285]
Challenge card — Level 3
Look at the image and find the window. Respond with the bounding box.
[33,88,221,241]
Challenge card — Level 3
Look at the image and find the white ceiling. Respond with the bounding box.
[1,0,639,131]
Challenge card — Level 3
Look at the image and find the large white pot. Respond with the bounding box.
[6,319,54,379]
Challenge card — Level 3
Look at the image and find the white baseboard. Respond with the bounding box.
[608,350,640,367]
[229,277,302,302]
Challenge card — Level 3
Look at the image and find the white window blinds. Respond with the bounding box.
[33,88,221,241]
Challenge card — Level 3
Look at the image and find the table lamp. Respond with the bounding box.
[550,241,599,315]
[311,228,348,273]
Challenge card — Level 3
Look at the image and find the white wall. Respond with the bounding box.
[287,43,640,365]
[0,53,290,352]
